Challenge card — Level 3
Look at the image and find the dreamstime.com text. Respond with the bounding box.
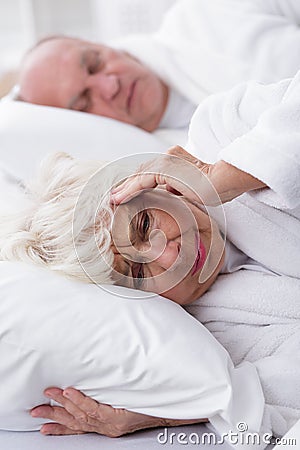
[156,422,297,446]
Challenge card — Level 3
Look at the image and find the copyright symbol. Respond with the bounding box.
[236,422,248,432]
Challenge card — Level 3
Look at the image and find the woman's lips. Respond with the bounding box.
[192,233,207,275]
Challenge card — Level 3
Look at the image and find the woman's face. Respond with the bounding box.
[111,189,225,305]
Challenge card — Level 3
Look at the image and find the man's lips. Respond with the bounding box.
[192,233,207,275]
[126,80,137,113]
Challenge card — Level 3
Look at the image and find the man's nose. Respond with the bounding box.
[87,73,120,101]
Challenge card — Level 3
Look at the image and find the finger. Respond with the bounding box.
[43,387,98,426]
[111,158,162,196]
[44,387,64,401]
[110,173,157,204]
[167,145,196,162]
[63,388,126,435]
[43,387,85,415]
[166,184,182,196]
[63,389,167,437]
[40,423,86,435]
[32,403,98,433]
[63,388,111,421]
[111,179,130,194]
[167,146,204,168]
[31,405,75,424]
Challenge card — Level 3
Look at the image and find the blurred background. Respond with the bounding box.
[0,0,176,98]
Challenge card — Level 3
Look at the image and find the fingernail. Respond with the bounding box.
[31,409,40,417]
[63,390,70,398]
[110,196,120,206]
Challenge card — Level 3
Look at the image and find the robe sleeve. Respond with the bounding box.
[187,74,300,209]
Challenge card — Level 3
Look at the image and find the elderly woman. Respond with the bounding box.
[1,71,300,436]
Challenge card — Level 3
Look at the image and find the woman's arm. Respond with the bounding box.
[113,70,300,210]
[110,146,266,207]
[187,73,300,210]
[31,387,207,437]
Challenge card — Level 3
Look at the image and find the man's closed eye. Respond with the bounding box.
[76,89,91,112]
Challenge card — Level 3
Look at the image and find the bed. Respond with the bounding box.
[0,424,234,450]
[0,98,299,450]
[0,100,230,450]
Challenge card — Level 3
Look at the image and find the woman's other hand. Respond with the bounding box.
[111,146,266,206]
[30,387,207,437]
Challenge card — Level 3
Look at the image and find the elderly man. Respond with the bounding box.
[18,0,300,132]
[18,37,171,132]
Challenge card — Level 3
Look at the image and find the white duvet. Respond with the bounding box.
[116,0,300,104]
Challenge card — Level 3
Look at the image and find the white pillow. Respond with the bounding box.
[0,100,266,446]
[0,260,264,438]
[0,99,166,180]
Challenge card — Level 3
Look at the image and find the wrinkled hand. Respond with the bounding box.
[110,146,266,206]
[31,387,207,437]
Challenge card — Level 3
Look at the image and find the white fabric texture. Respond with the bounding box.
[0,99,166,180]
[185,72,300,443]
[186,271,300,442]
[220,240,276,276]
[0,423,233,450]
[114,0,300,106]
[187,73,300,278]
[158,88,196,129]
[1,12,300,441]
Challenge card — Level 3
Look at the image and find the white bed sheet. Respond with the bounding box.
[153,127,188,147]
[0,423,232,450]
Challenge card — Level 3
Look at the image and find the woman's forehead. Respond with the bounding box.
[112,189,190,219]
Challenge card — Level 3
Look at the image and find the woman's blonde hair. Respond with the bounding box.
[0,152,123,284]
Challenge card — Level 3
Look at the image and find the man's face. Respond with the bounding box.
[19,38,169,131]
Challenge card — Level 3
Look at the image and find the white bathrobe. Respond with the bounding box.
[185,71,300,445]
[115,0,300,105]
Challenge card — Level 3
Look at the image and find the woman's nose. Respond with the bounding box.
[87,73,120,101]
[146,239,179,271]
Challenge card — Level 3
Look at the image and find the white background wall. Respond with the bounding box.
[0,0,176,73]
